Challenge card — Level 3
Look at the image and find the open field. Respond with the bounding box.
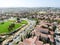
[0,20,27,34]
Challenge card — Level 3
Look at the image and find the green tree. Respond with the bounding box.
[17,17,20,23]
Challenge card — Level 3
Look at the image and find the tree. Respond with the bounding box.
[36,20,39,25]
[11,23,15,28]
[0,37,4,44]
[1,22,4,24]
[53,25,57,31]
[20,36,23,42]
[1,18,4,20]
[17,17,20,23]
[8,25,13,31]
[26,31,32,38]
[8,23,15,31]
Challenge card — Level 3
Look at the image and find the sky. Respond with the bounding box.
[0,0,60,7]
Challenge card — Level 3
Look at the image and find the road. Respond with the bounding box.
[2,18,36,45]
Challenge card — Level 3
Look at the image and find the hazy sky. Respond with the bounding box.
[0,0,60,7]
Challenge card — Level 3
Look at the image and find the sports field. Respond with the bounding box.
[0,20,27,34]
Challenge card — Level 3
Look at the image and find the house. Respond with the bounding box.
[44,43,50,45]
[48,35,54,43]
[35,26,49,34]
[18,42,24,45]
[35,41,43,45]
[18,36,43,45]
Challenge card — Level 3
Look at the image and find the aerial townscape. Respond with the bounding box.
[0,7,60,45]
[0,0,60,45]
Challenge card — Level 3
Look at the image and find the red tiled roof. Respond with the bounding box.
[48,35,54,42]
[40,21,52,25]
[18,42,24,45]
[23,36,38,45]
[35,41,43,45]
[35,27,49,31]
[40,33,48,39]
[44,43,50,45]
[32,30,49,38]
[49,31,54,35]
[23,39,32,45]
[35,27,49,35]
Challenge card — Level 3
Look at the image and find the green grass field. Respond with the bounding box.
[0,20,27,34]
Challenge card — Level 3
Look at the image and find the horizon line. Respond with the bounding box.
[0,7,60,8]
